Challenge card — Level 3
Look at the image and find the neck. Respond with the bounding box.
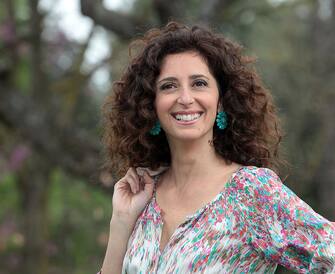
[165,135,227,191]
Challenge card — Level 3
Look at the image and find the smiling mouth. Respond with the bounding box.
[171,112,203,122]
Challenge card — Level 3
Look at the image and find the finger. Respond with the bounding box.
[128,174,140,192]
[135,168,146,191]
[128,168,141,192]
[142,171,154,184]
[126,175,139,194]
[127,173,137,192]
[143,172,155,196]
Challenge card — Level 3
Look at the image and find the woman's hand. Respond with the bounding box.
[111,168,155,227]
[99,168,154,274]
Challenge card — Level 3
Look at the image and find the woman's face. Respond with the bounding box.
[155,51,220,143]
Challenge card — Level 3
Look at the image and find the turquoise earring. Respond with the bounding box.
[149,121,161,135]
[216,111,228,130]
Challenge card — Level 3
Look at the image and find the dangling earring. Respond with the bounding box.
[216,111,228,130]
[149,121,161,135]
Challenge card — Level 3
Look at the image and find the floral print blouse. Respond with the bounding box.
[120,166,335,273]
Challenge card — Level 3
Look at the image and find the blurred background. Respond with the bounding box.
[0,0,334,273]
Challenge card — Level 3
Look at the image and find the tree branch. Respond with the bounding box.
[0,85,114,194]
[152,0,183,24]
[198,0,222,24]
[29,0,45,99]
[80,0,146,40]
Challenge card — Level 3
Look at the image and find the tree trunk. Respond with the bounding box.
[17,153,51,274]
[310,0,335,220]
[313,102,335,220]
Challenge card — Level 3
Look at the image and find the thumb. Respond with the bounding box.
[143,171,155,196]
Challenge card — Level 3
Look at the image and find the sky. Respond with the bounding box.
[39,0,134,42]
[38,0,134,92]
[38,0,316,92]
[39,0,297,42]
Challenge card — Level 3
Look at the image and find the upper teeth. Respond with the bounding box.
[174,113,201,121]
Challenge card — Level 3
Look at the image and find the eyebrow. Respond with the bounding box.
[157,74,210,84]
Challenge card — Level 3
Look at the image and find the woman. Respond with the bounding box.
[99,22,335,273]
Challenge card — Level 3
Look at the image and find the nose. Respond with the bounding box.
[177,86,194,105]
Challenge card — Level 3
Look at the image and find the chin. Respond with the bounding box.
[166,130,213,142]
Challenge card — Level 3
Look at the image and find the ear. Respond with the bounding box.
[217,102,222,112]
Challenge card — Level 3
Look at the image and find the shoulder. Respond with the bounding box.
[231,166,321,226]
[232,168,335,273]
[230,166,298,217]
[231,165,285,197]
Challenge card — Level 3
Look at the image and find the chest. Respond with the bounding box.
[123,200,262,274]
[159,206,191,252]
[156,187,225,252]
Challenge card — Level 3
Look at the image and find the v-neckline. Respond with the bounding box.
[152,166,245,254]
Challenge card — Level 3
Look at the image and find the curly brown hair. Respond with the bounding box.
[102,21,283,177]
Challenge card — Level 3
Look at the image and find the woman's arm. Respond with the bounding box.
[98,168,155,274]
[100,218,135,274]
[239,167,335,273]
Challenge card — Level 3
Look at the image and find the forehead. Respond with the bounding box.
[158,51,212,78]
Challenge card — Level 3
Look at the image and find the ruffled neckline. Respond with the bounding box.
[150,166,246,222]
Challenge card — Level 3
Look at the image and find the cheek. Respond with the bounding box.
[154,97,169,120]
[155,95,172,110]
[204,94,220,110]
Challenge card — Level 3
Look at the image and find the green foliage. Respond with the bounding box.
[15,58,31,92]
[131,0,156,22]
[0,169,112,274]
[1,0,334,273]
[0,173,24,273]
[48,169,112,273]
[14,0,30,21]
[0,173,19,221]
[0,2,5,19]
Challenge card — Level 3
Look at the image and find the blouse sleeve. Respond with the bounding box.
[238,167,335,274]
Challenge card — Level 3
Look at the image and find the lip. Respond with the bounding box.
[170,112,203,125]
[171,111,203,115]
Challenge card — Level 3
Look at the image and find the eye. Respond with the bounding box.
[159,82,177,91]
[193,79,208,87]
